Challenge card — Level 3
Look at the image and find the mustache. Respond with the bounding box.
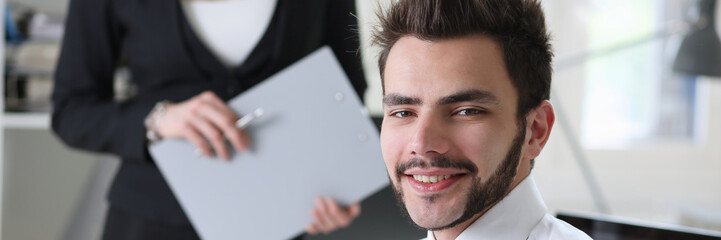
[395,156,479,179]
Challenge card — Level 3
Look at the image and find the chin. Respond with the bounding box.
[405,193,467,230]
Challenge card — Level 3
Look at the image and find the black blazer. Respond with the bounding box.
[52,0,366,225]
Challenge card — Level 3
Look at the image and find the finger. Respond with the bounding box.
[191,116,230,160]
[238,127,251,151]
[197,106,247,153]
[310,207,328,234]
[311,197,330,234]
[226,129,248,153]
[348,202,361,218]
[306,224,319,235]
[198,91,237,118]
[313,196,334,234]
[183,124,212,157]
[196,91,254,153]
[307,207,327,235]
[324,197,351,228]
[199,96,239,126]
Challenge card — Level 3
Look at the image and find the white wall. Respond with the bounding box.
[0,2,5,237]
[2,2,102,240]
[2,130,101,240]
[535,0,721,230]
[9,0,69,15]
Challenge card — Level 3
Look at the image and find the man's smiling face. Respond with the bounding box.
[380,34,529,230]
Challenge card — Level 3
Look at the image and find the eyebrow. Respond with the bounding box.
[383,89,501,107]
[437,89,500,106]
[383,94,422,106]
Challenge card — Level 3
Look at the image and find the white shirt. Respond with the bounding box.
[181,0,277,68]
[423,176,592,240]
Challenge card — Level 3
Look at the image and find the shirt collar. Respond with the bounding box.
[426,175,547,240]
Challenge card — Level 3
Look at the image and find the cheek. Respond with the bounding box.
[451,125,508,177]
[380,126,405,178]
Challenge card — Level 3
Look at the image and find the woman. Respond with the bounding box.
[52,0,366,238]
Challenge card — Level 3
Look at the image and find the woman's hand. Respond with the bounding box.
[306,196,361,234]
[156,91,250,160]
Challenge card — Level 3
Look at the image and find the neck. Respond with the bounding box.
[431,212,483,240]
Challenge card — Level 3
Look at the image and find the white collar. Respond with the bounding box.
[426,175,547,240]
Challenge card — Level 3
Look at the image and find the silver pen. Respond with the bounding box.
[195,108,264,157]
[236,108,264,129]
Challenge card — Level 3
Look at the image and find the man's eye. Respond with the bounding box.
[457,109,485,116]
[391,111,415,118]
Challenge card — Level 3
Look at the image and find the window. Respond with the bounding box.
[580,0,698,148]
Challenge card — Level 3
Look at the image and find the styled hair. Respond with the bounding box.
[372,0,553,120]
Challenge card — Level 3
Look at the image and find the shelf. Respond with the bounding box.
[2,112,50,129]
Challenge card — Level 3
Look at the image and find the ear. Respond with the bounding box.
[523,100,555,160]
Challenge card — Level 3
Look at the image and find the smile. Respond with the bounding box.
[412,174,452,184]
[404,172,468,194]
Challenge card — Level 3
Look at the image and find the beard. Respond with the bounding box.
[391,118,527,231]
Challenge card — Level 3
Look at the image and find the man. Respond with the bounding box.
[372,0,593,239]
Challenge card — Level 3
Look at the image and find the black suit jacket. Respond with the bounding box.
[52,0,366,225]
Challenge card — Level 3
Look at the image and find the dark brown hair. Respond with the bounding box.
[372,0,553,120]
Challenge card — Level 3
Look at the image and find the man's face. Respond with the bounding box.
[380,35,528,230]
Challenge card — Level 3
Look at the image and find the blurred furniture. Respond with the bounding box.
[558,210,721,240]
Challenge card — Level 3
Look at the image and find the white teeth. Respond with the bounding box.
[412,174,453,184]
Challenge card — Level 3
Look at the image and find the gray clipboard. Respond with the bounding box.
[149,47,388,240]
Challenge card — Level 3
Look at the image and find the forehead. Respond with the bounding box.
[383,35,516,105]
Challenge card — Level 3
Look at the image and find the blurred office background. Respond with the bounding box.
[1,0,720,239]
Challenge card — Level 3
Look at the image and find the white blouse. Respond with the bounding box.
[181,0,278,68]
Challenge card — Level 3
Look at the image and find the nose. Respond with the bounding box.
[409,114,450,157]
